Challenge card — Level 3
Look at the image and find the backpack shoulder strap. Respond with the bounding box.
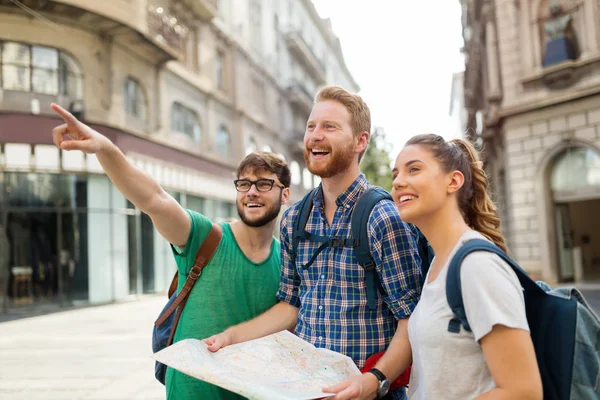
[291,188,317,262]
[416,228,434,279]
[155,223,223,335]
[351,186,393,310]
[446,238,545,334]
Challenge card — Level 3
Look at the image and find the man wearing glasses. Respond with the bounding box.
[49,103,291,400]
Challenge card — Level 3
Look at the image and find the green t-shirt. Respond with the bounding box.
[165,210,281,400]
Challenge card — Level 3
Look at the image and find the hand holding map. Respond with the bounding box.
[152,330,361,400]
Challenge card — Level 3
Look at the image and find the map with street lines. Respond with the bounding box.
[152,330,361,400]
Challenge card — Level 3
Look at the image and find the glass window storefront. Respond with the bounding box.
[0,171,237,312]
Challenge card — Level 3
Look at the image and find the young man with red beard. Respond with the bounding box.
[49,103,291,400]
[206,86,422,400]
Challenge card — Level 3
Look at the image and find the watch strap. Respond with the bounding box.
[369,367,387,383]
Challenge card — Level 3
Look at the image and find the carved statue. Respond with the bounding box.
[542,0,579,67]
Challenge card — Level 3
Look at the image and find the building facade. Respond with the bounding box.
[0,0,358,311]
[460,0,600,284]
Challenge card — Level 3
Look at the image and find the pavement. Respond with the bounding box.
[1,287,600,400]
[0,295,167,400]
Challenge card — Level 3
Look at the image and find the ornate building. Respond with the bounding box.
[460,0,600,283]
[0,0,358,311]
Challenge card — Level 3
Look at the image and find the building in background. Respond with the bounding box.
[0,0,358,311]
[460,0,600,284]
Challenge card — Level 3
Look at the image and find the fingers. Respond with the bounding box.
[204,336,223,352]
[322,379,351,394]
[59,139,95,153]
[51,103,78,126]
[52,124,69,148]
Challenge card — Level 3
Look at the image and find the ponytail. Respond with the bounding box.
[450,139,507,253]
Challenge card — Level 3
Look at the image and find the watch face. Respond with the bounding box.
[380,380,391,396]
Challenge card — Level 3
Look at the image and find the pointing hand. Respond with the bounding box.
[51,103,111,154]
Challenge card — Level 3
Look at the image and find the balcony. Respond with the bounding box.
[286,131,306,154]
[286,31,326,84]
[0,0,179,64]
[147,6,189,55]
[172,0,218,20]
[287,80,315,114]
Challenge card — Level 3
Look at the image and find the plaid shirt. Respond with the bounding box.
[277,174,423,368]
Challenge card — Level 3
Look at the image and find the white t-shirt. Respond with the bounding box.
[407,230,529,399]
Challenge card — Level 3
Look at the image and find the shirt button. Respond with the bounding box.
[320,274,325,279]
[318,305,323,310]
[318,336,323,341]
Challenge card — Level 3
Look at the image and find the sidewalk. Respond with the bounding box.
[0,295,167,400]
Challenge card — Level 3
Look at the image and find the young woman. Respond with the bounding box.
[391,134,542,400]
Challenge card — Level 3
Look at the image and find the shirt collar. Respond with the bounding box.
[312,174,369,210]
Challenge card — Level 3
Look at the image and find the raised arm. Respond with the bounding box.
[51,103,190,246]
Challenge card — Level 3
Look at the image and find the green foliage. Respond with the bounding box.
[361,127,394,192]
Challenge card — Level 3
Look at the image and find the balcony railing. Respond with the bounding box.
[147,6,189,55]
[287,80,314,114]
[173,0,218,20]
[286,31,326,84]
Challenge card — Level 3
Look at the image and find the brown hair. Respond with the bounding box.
[315,85,371,161]
[405,134,507,253]
[236,152,291,188]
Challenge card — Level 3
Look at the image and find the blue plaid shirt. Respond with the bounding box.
[277,174,423,368]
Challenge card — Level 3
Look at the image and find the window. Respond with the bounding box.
[123,77,146,120]
[171,102,201,143]
[0,42,83,97]
[290,161,301,186]
[215,51,225,90]
[216,125,230,157]
[245,137,257,155]
[249,0,262,51]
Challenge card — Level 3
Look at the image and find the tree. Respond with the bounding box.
[361,127,394,191]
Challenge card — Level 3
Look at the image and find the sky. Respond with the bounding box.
[313,0,465,159]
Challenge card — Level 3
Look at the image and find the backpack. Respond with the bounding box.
[291,186,432,311]
[446,239,600,400]
[152,223,222,385]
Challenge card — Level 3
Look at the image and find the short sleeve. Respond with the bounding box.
[170,209,213,275]
[460,252,530,342]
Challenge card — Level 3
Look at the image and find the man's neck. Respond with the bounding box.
[230,219,274,252]
[320,166,361,205]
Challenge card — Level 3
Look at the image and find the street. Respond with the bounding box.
[1,287,600,400]
[0,296,166,400]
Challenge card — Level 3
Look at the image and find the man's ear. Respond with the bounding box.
[281,187,291,205]
[447,170,465,194]
[355,131,369,154]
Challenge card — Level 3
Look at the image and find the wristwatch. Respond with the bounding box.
[368,368,390,398]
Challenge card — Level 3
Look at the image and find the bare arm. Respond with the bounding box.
[476,326,542,400]
[51,103,190,246]
[205,302,299,351]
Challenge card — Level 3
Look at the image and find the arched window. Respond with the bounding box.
[216,125,230,157]
[245,137,257,155]
[551,147,600,191]
[302,167,313,190]
[290,161,301,186]
[123,77,146,121]
[171,102,201,143]
[1,42,83,98]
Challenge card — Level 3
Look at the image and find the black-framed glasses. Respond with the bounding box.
[233,178,284,192]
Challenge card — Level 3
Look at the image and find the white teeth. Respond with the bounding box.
[311,149,329,154]
[400,195,417,203]
[247,203,262,208]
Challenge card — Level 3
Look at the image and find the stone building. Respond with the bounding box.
[460,0,600,283]
[0,0,358,310]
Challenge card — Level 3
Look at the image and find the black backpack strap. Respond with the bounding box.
[351,186,393,311]
[446,239,545,334]
[291,189,317,263]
